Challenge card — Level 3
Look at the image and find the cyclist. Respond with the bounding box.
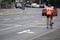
[45,4,55,29]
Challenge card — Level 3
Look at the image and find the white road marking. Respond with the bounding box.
[33,21,38,23]
[24,16,28,18]
[17,30,34,34]
[0,24,14,26]
[14,17,20,20]
[36,23,46,24]
[4,18,10,20]
[53,17,56,19]
[14,25,22,27]
[33,20,45,24]
[30,15,34,18]
[0,25,22,31]
[41,19,45,20]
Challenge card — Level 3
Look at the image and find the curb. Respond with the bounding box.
[0,12,23,16]
[30,28,58,40]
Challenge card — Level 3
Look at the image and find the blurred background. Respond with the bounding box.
[0,0,60,9]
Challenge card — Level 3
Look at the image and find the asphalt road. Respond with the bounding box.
[33,29,60,40]
[0,8,60,40]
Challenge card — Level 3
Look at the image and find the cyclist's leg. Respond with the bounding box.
[50,15,53,28]
[46,15,49,28]
[50,15,52,23]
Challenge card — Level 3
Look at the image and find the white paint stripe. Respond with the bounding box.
[30,28,58,40]
[17,30,34,34]
[53,17,56,19]
[14,17,20,20]
[27,32,34,34]
[30,16,34,17]
[4,18,10,20]
[37,22,45,24]
[41,19,45,20]
[17,30,30,34]
[0,25,22,31]
[0,24,14,25]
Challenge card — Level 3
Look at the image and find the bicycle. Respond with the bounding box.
[46,15,54,29]
[47,17,54,29]
[50,20,54,29]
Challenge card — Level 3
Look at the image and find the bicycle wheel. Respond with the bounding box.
[50,21,54,29]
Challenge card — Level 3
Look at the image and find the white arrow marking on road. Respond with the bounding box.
[17,30,34,34]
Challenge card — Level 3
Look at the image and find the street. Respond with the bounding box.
[0,8,60,40]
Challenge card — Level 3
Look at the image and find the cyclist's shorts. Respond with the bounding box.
[46,14,53,19]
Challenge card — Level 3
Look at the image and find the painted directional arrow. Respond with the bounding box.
[17,30,34,34]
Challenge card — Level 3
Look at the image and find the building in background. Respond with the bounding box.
[0,0,15,8]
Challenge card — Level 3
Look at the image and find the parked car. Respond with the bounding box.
[40,4,46,8]
[25,3,31,7]
[31,3,40,8]
[15,2,22,8]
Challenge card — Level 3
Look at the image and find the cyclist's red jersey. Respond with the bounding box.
[46,7,54,15]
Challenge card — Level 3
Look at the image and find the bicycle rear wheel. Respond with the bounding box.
[50,21,54,29]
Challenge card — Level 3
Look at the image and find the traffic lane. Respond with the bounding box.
[53,9,60,28]
[0,12,58,35]
[0,27,52,40]
[0,8,42,16]
[0,8,42,28]
[0,13,46,35]
[0,8,59,29]
[0,13,45,29]
[0,8,59,39]
[0,16,46,35]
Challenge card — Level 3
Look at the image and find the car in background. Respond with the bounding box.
[15,2,22,8]
[40,4,46,8]
[31,3,40,8]
[25,3,31,7]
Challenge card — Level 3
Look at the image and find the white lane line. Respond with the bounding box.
[4,18,10,20]
[0,25,22,31]
[53,17,57,19]
[33,21,38,23]
[14,17,21,20]
[41,19,45,20]
[30,15,34,18]
[0,24,14,26]
[31,28,58,40]
[24,16,28,19]
[17,30,34,34]
[36,22,45,24]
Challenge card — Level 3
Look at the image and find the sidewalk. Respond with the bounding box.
[0,8,43,16]
[32,28,60,40]
[0,9,24,16]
